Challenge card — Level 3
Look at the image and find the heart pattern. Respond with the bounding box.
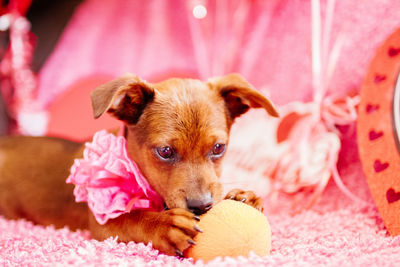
[388,47,400,57]
[369,130,383,141]
[374,74,386,84]
[386,188,400,204]
[366,104,380,114]
[373,160,389,173]
[358,28,400,236]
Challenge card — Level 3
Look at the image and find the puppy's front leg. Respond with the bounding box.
[225,189,264,212]
[89,209,200,256]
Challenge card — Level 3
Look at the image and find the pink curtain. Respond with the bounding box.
[37,0,400,108]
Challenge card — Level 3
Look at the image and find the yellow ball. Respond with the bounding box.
[184,199,271,262]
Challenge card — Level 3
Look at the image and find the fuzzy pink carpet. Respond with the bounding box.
[1,187,399,266]
[2,0,400,265]
[1,131,400,266]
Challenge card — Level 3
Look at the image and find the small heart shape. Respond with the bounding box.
[386,188,400,204]
[388,47,400,57]
[366,104,380,114]
[374,74,386,84]
[374,160,389,173]
[369,130,383,141]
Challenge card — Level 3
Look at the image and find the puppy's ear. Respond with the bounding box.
[209,73,279,120]
[90,74,154,124]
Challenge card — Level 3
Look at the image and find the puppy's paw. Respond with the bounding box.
[154,208,201,257]
[224,189,264,212]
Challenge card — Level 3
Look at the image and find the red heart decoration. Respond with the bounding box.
[366,104,379,114]
[386,188,400,204]
[388,47,400,57]
[374,74,386,84]
[373,160,389,173]
[369,130,383,141]
[358,28,400,236]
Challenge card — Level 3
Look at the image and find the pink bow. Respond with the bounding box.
[67,130,164,225]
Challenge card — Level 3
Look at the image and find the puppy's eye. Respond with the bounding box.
[211,143,226,157]
[156,146,175,161]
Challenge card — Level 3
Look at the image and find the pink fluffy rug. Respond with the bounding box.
[1,132,400,266]
[1,190,399,266]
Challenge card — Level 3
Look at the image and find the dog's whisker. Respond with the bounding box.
[220,181,246,185]
[220,181,255,186]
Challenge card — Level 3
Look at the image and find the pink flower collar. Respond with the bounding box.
[67,130,164,225]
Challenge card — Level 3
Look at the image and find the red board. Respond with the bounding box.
[357,28,400,236]
[46,75,120,141]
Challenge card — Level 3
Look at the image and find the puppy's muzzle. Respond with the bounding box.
[186,194,213,215]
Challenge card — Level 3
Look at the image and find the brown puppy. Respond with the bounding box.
[0,73,278,256]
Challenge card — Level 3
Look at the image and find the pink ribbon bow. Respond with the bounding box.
[67,130,164,225]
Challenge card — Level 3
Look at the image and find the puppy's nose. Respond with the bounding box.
[187,195,214,215]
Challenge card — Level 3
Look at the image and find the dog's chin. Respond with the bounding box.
[162,202,214,216]
[163,199,216,216]
[162,198,187,211]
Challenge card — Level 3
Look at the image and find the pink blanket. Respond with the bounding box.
[1,186,399,265]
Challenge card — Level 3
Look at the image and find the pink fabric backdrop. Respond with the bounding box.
[37,0,400,108]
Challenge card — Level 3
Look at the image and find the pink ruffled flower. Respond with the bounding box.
[67,130,164,225]
[268,102,341,207]
[222,95,361,210]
